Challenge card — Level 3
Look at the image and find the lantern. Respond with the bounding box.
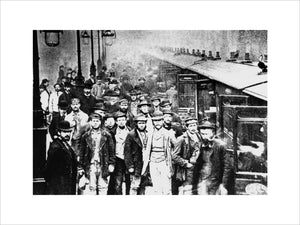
[41,30,63,47]
[81,30,90,45]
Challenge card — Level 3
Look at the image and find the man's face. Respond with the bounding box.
[137,121,146,131]
[119,103,128,112]
[71,102,80,112]
[131,95,137,101]
[200,129,214,143]
[152,100,160,107]
[163,114,172,125]
[187,123,198,134]
[62,78,67,83]
[54,84,61,92]
[59,130,72,141]
[90,118,101,129]
[162,105,172,111]
[105,117,115,128]
[140,105,149,114]
[153,119,163,130]
[90,74,95,80]
[116,116,127,128]
[44,82,49,88]
[96,79,101,85]
[71,72,77,79]
[83,88,91,97]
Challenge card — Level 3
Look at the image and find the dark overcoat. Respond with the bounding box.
[44,137,78,195]
[124,129,144,177]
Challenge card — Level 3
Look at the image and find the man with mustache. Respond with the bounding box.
[44,121,77,195]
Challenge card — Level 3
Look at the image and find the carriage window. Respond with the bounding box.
[237,122,267,173]
[178,83,195,108]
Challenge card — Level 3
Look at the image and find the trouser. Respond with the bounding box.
[109,157,131,195]
[149,160,172,195]
[178,167,196,195]
[130,175,141,195]
[81,162,109,195]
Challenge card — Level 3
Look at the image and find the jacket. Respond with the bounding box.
[124,129,145,176]
[172,131,202,182]
[141,128,175,176]
[79,129,116,179]
[44,137,77,195]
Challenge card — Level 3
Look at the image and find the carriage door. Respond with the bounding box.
[177,74,198,121]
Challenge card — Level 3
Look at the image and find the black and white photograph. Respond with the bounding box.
[33,30,268,195]
[1,1,299,224]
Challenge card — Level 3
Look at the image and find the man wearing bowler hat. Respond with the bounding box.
[172,117,202,195]
[44,121,77,195]
[80,82,96,115]
[138,99,153,132]
[142,111,175,195]
[79,113,116,195]
[49,100,69,140]
[124,114,149,195]
[193,120,233,195]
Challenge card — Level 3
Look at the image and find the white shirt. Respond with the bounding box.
[65,110,89,140]
[40,90,49,111]
[115,127,129,159]
[49,91,63,113]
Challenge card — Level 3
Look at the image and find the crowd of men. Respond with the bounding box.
[40,65,233,195]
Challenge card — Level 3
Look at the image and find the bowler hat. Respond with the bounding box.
[199,120,215,129]
[138,99,151,107]
[138,77,146,81]
[57,121,73,132]
[58,100,69,110]
[160,99,172,107]
[93,102,106,111]
[152,111,164,121]
[84,82,93,89]
[134,114,148,122]
[129,89,138,95]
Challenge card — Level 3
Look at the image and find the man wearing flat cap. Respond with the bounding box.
[79,113,116,195]
[172,117,202,195]
[193,120,233,195]
[108,111,132,195]
[65,98,89,157]
[142,111,176,195]
[44,121,77,195]
[138,99,153,132]
[124,114,149,195]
